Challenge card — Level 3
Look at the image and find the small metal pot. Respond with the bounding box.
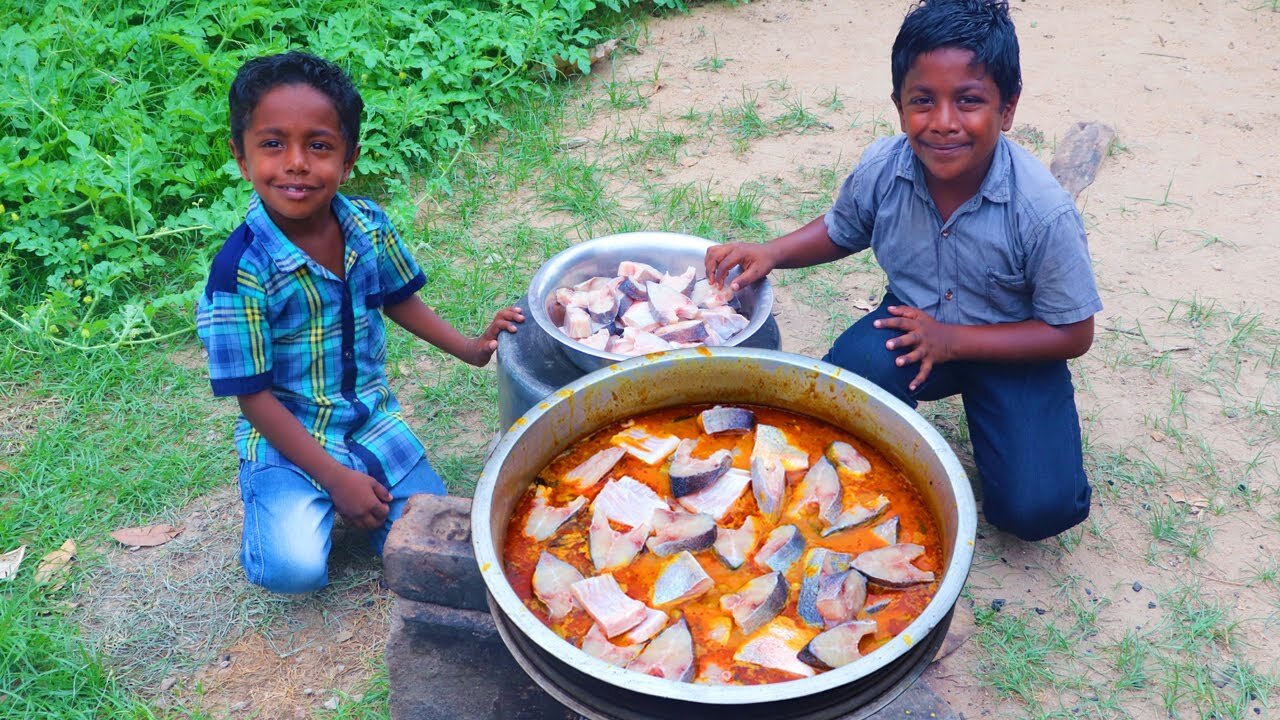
[526,231,774,374]
[472,348,976,719]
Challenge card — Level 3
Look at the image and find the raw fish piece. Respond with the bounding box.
[622,606,669,645]
[658,266,697,295]
[753,425,810,471]
[618,260,662,284]
[733,617,816,678]
[700,309,750,344]
[788,457,843,526]
[646,282,699,325]
[713,515,760,569]
[654,319,709,344]
[698,406,755,435]
[555,287,586,308]
[570,574,649,638]
[750,455,786,522]
[592,476,669,527]
[646,508,716,556]
[623,328,674,354]
[611,429,681,466]
[690,278,734,309]
[652,551,713,606]
[816,569,867,627]
[581,623,643,667]
[798,620,878,670]
[578,328,611,350]
[585,279,623,324]
[532,552,584,620]
[523,487,588,541]
[870,516,899,546]
[678,467,751,521]
[618,276,649,300]
[589,505,651,571]
[755,524,805,573]
[826,440,872,475]
[852,543,936,587]
[720,571,787,635]
[620,301,660,331]
[627,618,695,682]
[606,332,634,355]
[667,439,732,497]
[573,276,615,293]
[563,306,593,339]
[796,548,851,627]
[821,495,890,537]
[564,446,626,491]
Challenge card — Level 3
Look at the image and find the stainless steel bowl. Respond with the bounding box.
[526,231,775,374]
[472,348,976,717]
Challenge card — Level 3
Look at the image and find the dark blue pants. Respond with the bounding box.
[823,293,1092,541]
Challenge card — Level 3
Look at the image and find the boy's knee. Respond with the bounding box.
[983,485,1091,542]
[825,331,912,402]
[243,543,328,594]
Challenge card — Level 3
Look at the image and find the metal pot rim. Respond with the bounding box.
[472,347,976,705]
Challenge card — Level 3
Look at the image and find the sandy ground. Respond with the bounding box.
[77,1,1279,718]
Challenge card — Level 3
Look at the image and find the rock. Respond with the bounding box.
[1132,581,1143,592]
[324,696,340,710]
[1148,601,1157,609]
[991,598,1006,611]
[158,677,177,692]
[1034,607,1046,615]
[1049,121,1116,202]
[229,701,249,712]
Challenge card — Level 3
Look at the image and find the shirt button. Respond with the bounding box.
[941,229,951,238]
[944,289,954,301]
[343,350,354,360]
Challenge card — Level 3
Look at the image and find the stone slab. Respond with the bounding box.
[1050,120,1116,201]
[383,494,487,612]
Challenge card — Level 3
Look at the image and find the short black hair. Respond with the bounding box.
[228,51,363,161]
[891,0,1022,105]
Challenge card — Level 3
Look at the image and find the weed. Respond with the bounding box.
[818,87,844,111]
[694,39,729,71]
[774,95,829,133]
[722,91,771,141]
[1126,177,1192,210]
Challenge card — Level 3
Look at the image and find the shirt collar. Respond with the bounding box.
[245,192,374,277]
[894,133,1014,205]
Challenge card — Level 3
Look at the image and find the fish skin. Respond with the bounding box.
[570,574,649,638]
[523,487,588,541]
[618,276,649,300]
[798,620,878,670]
[589,505,651,572]
[654,319,709,344]
[592,475,669,527]
[826,440,872,475]
[712,515,760,569]
[820,495,891,537]
[698,406,755,435]
[720,571,788,635]
[816,569,868,628]
[532,551,584,621]
[564,446,626,491]
[733,617,817,678]
[678,467,751,521]
[651,551,713,606]
[851,543,936,587]
[646,508,717,556]
[796,548,851,627]
[755,524,805,573]
[627,618,696,682]
[667,439,732,498]
[750,456,786,522]
[788,456,843,526]
[581,623,643,667]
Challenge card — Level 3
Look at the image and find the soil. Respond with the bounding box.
[76,1,1278,718]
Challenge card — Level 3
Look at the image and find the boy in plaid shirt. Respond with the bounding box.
[197,52,522,593]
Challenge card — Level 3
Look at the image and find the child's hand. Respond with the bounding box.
[325,466,393,529]
[705,242,777,291]
[874,305,958,392]
[459,306,524,367]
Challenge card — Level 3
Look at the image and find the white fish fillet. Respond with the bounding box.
[677,467,751,520]
[593,475,669,527]
[523,487,587,541]
[570,574,649,638]
[733,617,817,678]
[581,623,643,667]
[532,552,584,621]
[589,504,651,571]
[611,428,681,466]
[564,446,626,491]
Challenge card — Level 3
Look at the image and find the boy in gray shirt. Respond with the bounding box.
[705,0,1099,541]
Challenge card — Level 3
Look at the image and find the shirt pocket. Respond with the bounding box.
[984,268,1033,320]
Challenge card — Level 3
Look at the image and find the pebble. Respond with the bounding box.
[230,701,249,711]
[323,697,340,710]
[1148,601,1157,609]
[991,598,1006,611]
[1034,607,1046,615]
[303,688,314,696]
[1132,581,1143,592]
[159,677,177,692]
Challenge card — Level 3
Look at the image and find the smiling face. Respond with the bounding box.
[231,83,358,237]
[894,47,1018,207]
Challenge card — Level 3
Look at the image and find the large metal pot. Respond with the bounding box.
[471,348,976,719]
[526,231,775,374]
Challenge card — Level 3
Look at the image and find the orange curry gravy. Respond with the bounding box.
[502,403,942,685]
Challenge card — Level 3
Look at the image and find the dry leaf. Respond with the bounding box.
[851,299,877,312]
[552,38,621,77]
[332,629,355,644]
[110,524,184,548]
[1165,490,1209,516]
[34,539,76,590]
[0,545,26,581]
[1150,430,1167,443]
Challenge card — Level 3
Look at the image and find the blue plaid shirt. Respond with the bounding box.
[196,193,427,488]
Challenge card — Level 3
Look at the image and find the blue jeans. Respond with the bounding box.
[238,456,446,594]
[823,293,1092,541]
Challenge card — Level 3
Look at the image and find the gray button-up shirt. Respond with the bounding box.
[824,134,1102,326]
